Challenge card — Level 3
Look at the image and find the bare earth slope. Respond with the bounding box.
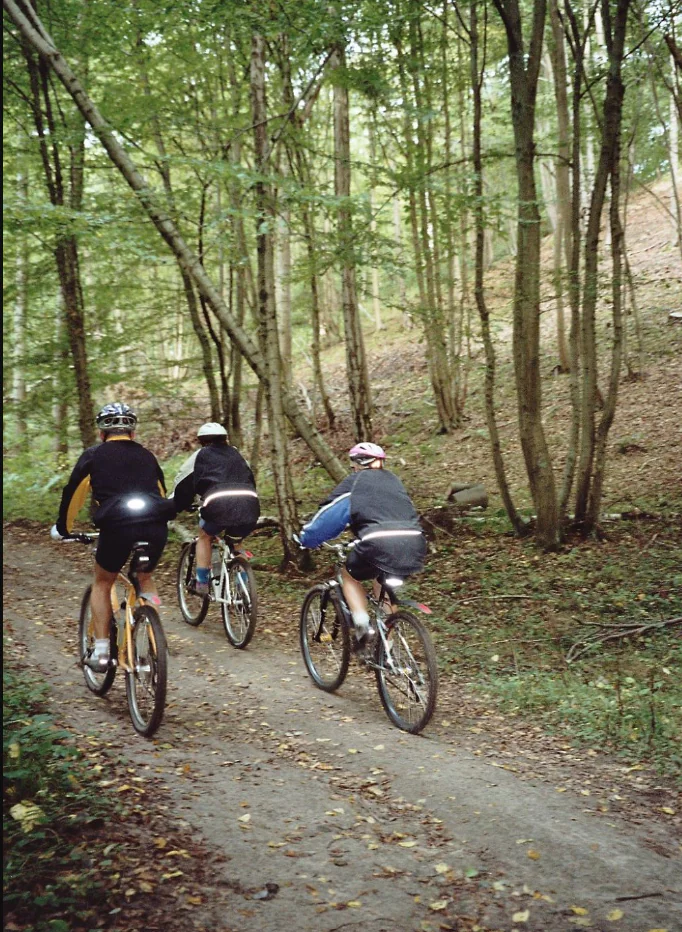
[4,530,680,932]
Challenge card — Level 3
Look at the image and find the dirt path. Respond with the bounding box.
[3,527,680,932]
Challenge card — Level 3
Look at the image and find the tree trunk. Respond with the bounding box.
[13,165,28,449]
[574,0,632,532]
[470,0,526,537]
[331,42,373,440]
[493,0,560,549]
[4,0,345,482]
[251,32,298,562]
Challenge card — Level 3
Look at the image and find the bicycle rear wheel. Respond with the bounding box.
[221,556,257,648]
[374,611,438,734]
[125,605,167,737]
[176,542,209,626]
[78,586,116,696]
[300,585,350,692]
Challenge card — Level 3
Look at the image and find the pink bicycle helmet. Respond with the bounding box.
[349,442,386,466]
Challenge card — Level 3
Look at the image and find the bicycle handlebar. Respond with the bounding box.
[61,532,99,544]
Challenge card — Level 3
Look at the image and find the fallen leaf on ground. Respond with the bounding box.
[512,910,530,923]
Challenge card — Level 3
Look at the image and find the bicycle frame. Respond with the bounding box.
[105,543,158,673]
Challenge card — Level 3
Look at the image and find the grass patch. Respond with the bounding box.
[474,662,682,778]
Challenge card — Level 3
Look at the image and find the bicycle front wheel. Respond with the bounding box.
[221,556,257,648]
[78,586,116,696]
[176,542,209,626]
[300,585,350,692]
[374,611,438,734]
[125,605,168,737]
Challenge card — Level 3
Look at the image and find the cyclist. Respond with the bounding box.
[298,442,426,641]
[50,403,174,671]
[170,423,260,595]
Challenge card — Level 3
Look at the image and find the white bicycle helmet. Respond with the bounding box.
[349,442,386,466]
[197,422,228,438]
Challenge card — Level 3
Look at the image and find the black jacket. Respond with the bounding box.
[56,438,170,535]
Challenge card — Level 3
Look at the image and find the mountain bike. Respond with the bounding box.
[67,533,168,737]
[299,542,438,734]
[176,533,257,648]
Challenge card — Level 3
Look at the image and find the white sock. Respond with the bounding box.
[352,610,370,634]
[94,638,109,658]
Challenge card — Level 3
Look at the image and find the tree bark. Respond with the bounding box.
[331,41,374,440]
[493,0,559,548]
[470,0,526,537]
[251,32,298,562]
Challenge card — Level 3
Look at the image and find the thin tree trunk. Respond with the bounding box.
[368,115,383,332]
[331,41,373,440]
[493,0,559,549]
[251,32,298,562]
[13,165,28,448]
[470,0,526,537]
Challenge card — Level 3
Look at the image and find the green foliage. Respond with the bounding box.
[3,652,113,930]
[3,451,71,525]
[476,663,682,778]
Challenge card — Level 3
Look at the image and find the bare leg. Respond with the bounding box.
[90,563,118,640]
[196,526,212,569]
[341,567,369,616]
[137,570,159,600]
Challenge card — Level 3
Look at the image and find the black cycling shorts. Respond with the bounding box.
[346,535,426,582]
[95,522,168,574]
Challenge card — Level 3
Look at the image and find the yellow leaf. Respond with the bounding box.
[186,896,202,905]
[580,789,591,796]
[527,849,541,860]
[434,863,450,874]
[429,900,448,911]
[138,881,154,893]
[238,814,251,823]
[346,901,361,907]
[268,841,285,848]
[398,840,417,847]
[607,909,624,922]
[556,787,567,793]
[154,838,168,848]
[571,907,589,916]
[373,744,385,750]
[367,843,379,850]
[512,910,530,923]
[116,784,132,793]
[9,743,20,759]
[347,748,358,754]
[659,807,676,815]
[9,801,44,833]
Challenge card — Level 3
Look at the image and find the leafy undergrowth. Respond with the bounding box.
[239,513,682,778]
[2,646,230,932]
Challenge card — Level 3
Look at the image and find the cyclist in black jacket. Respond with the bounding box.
[299,442,426,640]
[170,423,260,594]
[50,403,174,671]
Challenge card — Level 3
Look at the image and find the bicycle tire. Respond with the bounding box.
[221,556,258,648]
[125,605,168,737]
[176,542,209,626]
[300,584,350,692]
[374,610,438,734]
[78,586,116,696]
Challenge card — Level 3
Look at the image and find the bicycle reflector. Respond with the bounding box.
[126,497,147,512]
[385,577,404,587]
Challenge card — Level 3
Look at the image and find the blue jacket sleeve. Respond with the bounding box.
[300,493,351,549]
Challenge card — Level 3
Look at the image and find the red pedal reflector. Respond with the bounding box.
[244,551,253,559]
[417,603,432,614]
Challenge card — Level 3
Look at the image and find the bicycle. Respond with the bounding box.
[176,533,258,648]
[299,541,438,734]
[66,533,168,737]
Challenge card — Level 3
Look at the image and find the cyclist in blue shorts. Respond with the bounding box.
[299,443,426,641]
[170,423,260,594]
